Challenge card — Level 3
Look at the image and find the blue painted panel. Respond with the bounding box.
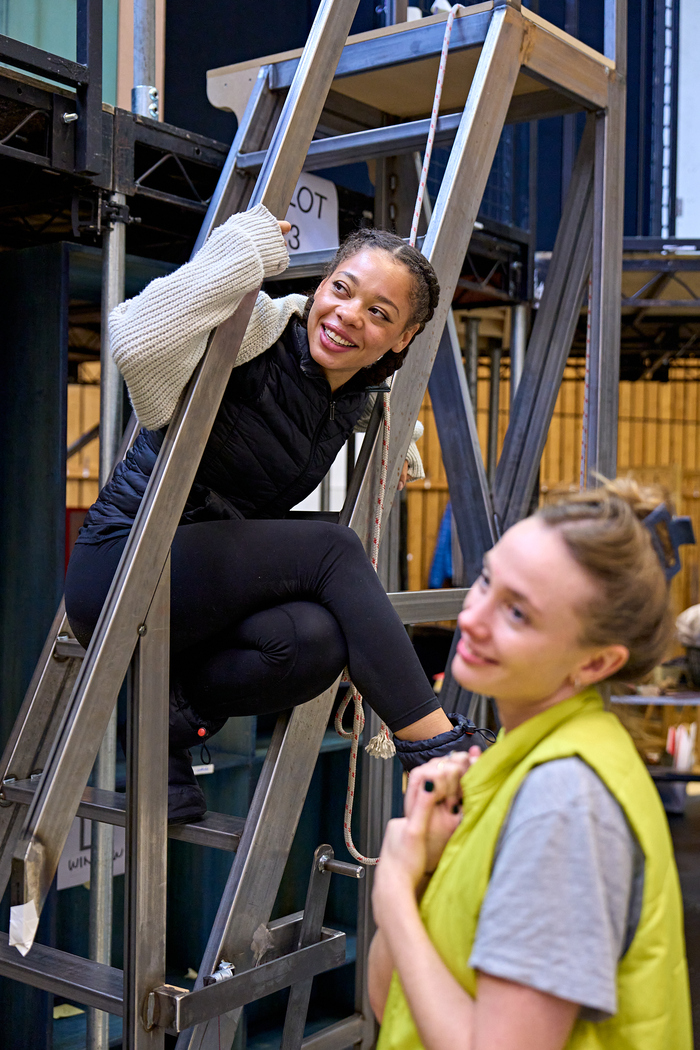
[0,0,119,105]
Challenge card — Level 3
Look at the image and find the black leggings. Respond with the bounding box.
[64,519,440,733]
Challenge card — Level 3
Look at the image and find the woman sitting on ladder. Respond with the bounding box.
[65,204,475,823]
[369,479,693,1050]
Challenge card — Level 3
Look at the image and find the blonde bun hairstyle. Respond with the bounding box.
[537,478,674,683]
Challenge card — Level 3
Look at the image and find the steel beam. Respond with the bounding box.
[348,4,526,548]
[584,0,627,482]
[428,318,495,586]
[270,9,493,90]
[75,0,102,174]
[494,116,595,528]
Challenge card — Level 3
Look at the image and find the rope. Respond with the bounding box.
[335,392,393,866]
[409,5,464,248]
[335,6,465,864]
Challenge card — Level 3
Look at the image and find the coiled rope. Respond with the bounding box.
[334,7,464,865]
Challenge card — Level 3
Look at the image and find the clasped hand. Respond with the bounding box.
[372,748,481,917]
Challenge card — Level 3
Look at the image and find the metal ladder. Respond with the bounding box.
[0,1,626,1047]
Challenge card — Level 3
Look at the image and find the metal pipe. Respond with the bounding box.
[87,191,126,1050]
[319,474,330,512]
[132,0,158,118]
[487,346,501,487]
[510,303,526,406]
[466,316,479,405]
[99,195,126,487]
[86,710,116,1050]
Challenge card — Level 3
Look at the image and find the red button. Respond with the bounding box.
[197,727,206,737]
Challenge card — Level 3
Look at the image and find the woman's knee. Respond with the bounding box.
[290,601,348,670]
[309,521,367,566]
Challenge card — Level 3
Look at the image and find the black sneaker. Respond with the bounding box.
[168,749,207,824]
[167,681,226,824]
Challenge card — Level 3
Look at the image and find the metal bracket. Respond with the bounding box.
[101,198,139,228]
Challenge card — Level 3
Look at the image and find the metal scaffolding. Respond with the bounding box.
[0,1,626,1047]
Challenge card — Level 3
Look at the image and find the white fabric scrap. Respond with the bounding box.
[677,605,700,647]
[9,899,39,956]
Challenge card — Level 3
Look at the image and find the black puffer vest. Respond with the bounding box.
[77,319,370,544]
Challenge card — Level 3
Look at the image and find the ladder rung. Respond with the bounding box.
[154,928,345,1032]
[3,780,245,852]
[0,932,123,1015]
[237,112,463,176]
[55,636,87,658]
[388,588,468,624]
[301,1013,365,1050]
[0,916,344,1026]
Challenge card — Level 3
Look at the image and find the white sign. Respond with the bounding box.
[284,172,339,255]
[57,817,125,891]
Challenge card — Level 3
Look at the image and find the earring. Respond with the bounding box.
[573,676,582,689]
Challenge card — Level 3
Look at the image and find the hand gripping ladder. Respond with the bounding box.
[0,0,625,1046]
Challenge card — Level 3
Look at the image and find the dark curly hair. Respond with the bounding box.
[302,228,440,386]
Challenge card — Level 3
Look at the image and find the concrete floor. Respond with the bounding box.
[669,796,700,1044]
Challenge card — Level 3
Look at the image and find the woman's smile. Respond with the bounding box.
[455,636,496,667]
[319,322,358,351]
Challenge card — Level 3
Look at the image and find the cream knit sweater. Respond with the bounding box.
[110,203,424,480]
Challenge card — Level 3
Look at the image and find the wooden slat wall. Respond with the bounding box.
[408,358,700,619]
[66,362,100,509]
[406,391,451,592]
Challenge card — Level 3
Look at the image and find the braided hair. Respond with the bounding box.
[302,228,440,386]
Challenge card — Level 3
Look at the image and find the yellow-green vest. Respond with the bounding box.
[377,689,692,1050]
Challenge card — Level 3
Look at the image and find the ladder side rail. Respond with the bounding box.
[10,0,363,924]
[493,117,595,528]
[192,65,280,255]
[0,603,80,896]
[0,414,139,902]
[280,845,334,1050]
[123,556,170,1050]
[339,396,384,527]
[427,313,497,584]
[349,4,527,549]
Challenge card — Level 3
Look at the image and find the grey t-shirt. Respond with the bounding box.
[469,757,645,1020]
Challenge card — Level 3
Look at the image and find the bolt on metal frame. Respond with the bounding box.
[0,1,626,1046]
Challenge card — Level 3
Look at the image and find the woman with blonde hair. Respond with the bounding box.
[369,480,693,1050]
